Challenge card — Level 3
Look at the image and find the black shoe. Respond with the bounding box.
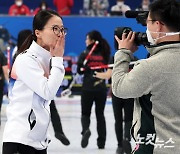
[55,133,70,146]
[97,142,105,149]
[81,129,91,148]
[116,147,123,154]
[97,139,105,149]
[122,139,132,154]
[98,145,105,149]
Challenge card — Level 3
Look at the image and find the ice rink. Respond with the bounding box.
[0,95,134,154]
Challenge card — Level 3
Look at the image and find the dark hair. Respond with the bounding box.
[19,10,62,53]
[149,0,180,31]
[12,29,32,66]
[87,30,111,64]
[17,29,32,52]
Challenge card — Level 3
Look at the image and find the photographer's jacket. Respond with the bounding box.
[3,41,65,150]
[112,42,180,154]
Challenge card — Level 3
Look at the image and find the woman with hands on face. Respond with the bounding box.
[2,10,66,154]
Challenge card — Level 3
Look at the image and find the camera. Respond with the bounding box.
[114,27,149,49]
[114,11,149,49]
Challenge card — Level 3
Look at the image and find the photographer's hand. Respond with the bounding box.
[115,31,138,53]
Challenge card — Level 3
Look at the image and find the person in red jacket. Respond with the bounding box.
[33,0,51,15]
[8,0,30,16]
[53,0,74,15]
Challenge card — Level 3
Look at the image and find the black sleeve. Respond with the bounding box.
[0,51,7,66]
[109,56,114,64]
[77,51,87,75]
[0,52,7,79]
[108,56,114,70]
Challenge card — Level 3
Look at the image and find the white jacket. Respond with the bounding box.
[3,41,65,150]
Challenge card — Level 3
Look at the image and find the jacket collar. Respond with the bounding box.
[28,41,51,63]
[146,41,180,56]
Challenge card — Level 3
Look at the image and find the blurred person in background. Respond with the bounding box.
[53,0,74,16]
[8,0,30,16]
[83,0,109,16]
[0,26,10,127]
[77,30,111,149]
[0,49,8,126]
[33,0,51,15]
[94,56,136,154]
[110,0,131,16]
[12,29,32,60]
[136,0,151,11]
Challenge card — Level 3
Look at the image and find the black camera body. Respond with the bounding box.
[114,11,149,49]
[114,27,149,49]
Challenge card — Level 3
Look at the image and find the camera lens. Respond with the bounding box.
[135,32,149,46]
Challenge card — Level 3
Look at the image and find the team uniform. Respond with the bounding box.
[3,41,65,151]
[77,43,108,148]
[53,0,74,15]
[8,4,30,15]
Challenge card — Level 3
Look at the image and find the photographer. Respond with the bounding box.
[112,0,180,153]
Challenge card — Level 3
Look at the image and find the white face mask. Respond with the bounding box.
[117,2,124,6]
[146,29,180,45]
[41,5,46,10]
[142,5,148,10]
[16,1,22,6]
[146,29,155,45]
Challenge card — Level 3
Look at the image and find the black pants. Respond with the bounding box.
[81,90,107,146]
[50,100,63,134]
[2,142,47,154]
[112,94,134,147]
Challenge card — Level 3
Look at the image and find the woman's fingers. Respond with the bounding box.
[51,34,65,57]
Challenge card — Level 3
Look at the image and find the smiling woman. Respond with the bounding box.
[2,10,66,154]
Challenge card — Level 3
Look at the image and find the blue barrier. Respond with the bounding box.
[0,16,148,59]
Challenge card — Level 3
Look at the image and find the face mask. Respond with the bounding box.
[142,5,148,10]
[117,2,124,6]
[146,29,155,45]
[41,5,46,10]
[146,29,180,45]
[16,1,22,6]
